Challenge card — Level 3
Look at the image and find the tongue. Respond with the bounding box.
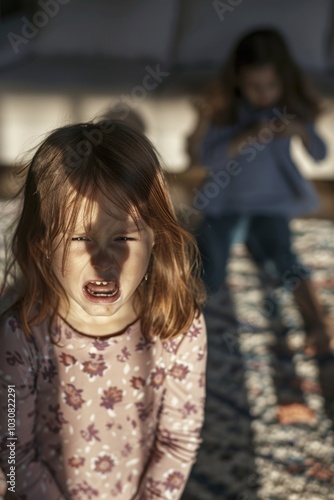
[86,280,118,294]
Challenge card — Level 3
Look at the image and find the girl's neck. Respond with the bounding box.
[57,311,140,339]
[57,300,140,337]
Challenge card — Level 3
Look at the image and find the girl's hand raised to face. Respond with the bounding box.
[226,118,310,160]
[274,119,310,149]
[248,119,309,147]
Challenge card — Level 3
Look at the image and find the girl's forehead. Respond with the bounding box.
[71,195,145,232]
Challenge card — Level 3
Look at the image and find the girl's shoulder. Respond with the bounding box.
[0,306,29,342]
[0,303,48,347]
[0,306,43,383]
[0,305,20,331]
[0,306,39,369]
[160,312,207,356]
[184,312,206,339]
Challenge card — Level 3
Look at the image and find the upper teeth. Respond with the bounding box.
[90,281,108,285]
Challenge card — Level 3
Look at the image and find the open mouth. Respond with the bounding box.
[83,279,120,302]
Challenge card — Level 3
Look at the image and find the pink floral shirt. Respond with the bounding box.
[0,310,207,500]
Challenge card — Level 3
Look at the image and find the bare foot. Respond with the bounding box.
[277,403,317,425]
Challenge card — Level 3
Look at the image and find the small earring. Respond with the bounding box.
[144,273,148,281]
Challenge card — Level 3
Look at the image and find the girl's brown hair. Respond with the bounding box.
[3,120,206,339]
[211,29,321,126]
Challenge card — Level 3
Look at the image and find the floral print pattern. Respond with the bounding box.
[164,471,185,491]
[149,366,166,390]
[41,359,58,383]
[82,353,107,378]
[168,362,190,381]
[100,387,123,410]
[80,424,101,442]
[43,404,69,434]
[0,311,207,499]
[116,346,131,362]
[64,383,85,410]
[94,454,116,474]
[69,480,99,499]
[59,352,77,367]
[68,456,85,468]
[130,376,146,390]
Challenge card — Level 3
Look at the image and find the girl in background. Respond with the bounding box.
[0,121,207,499]
[195,29,333,356]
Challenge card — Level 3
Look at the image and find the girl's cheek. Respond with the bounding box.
[51,253,63,273]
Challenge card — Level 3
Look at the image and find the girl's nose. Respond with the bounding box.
[91,248,116,271]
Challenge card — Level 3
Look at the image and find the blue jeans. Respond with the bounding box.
[196,214,310,294]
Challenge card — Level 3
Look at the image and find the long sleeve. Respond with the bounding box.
[0,313,66,500]
[136,314,207,500]
[304,123,327,161]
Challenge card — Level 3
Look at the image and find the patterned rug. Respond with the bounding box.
[183,218,334,500]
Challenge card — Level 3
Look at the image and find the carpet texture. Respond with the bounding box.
[183,219,334,500]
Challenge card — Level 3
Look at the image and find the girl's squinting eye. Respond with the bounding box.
[114,236,136,242]
[71,236,90,242]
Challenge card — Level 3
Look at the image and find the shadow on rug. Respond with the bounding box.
[183,219,334,500]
